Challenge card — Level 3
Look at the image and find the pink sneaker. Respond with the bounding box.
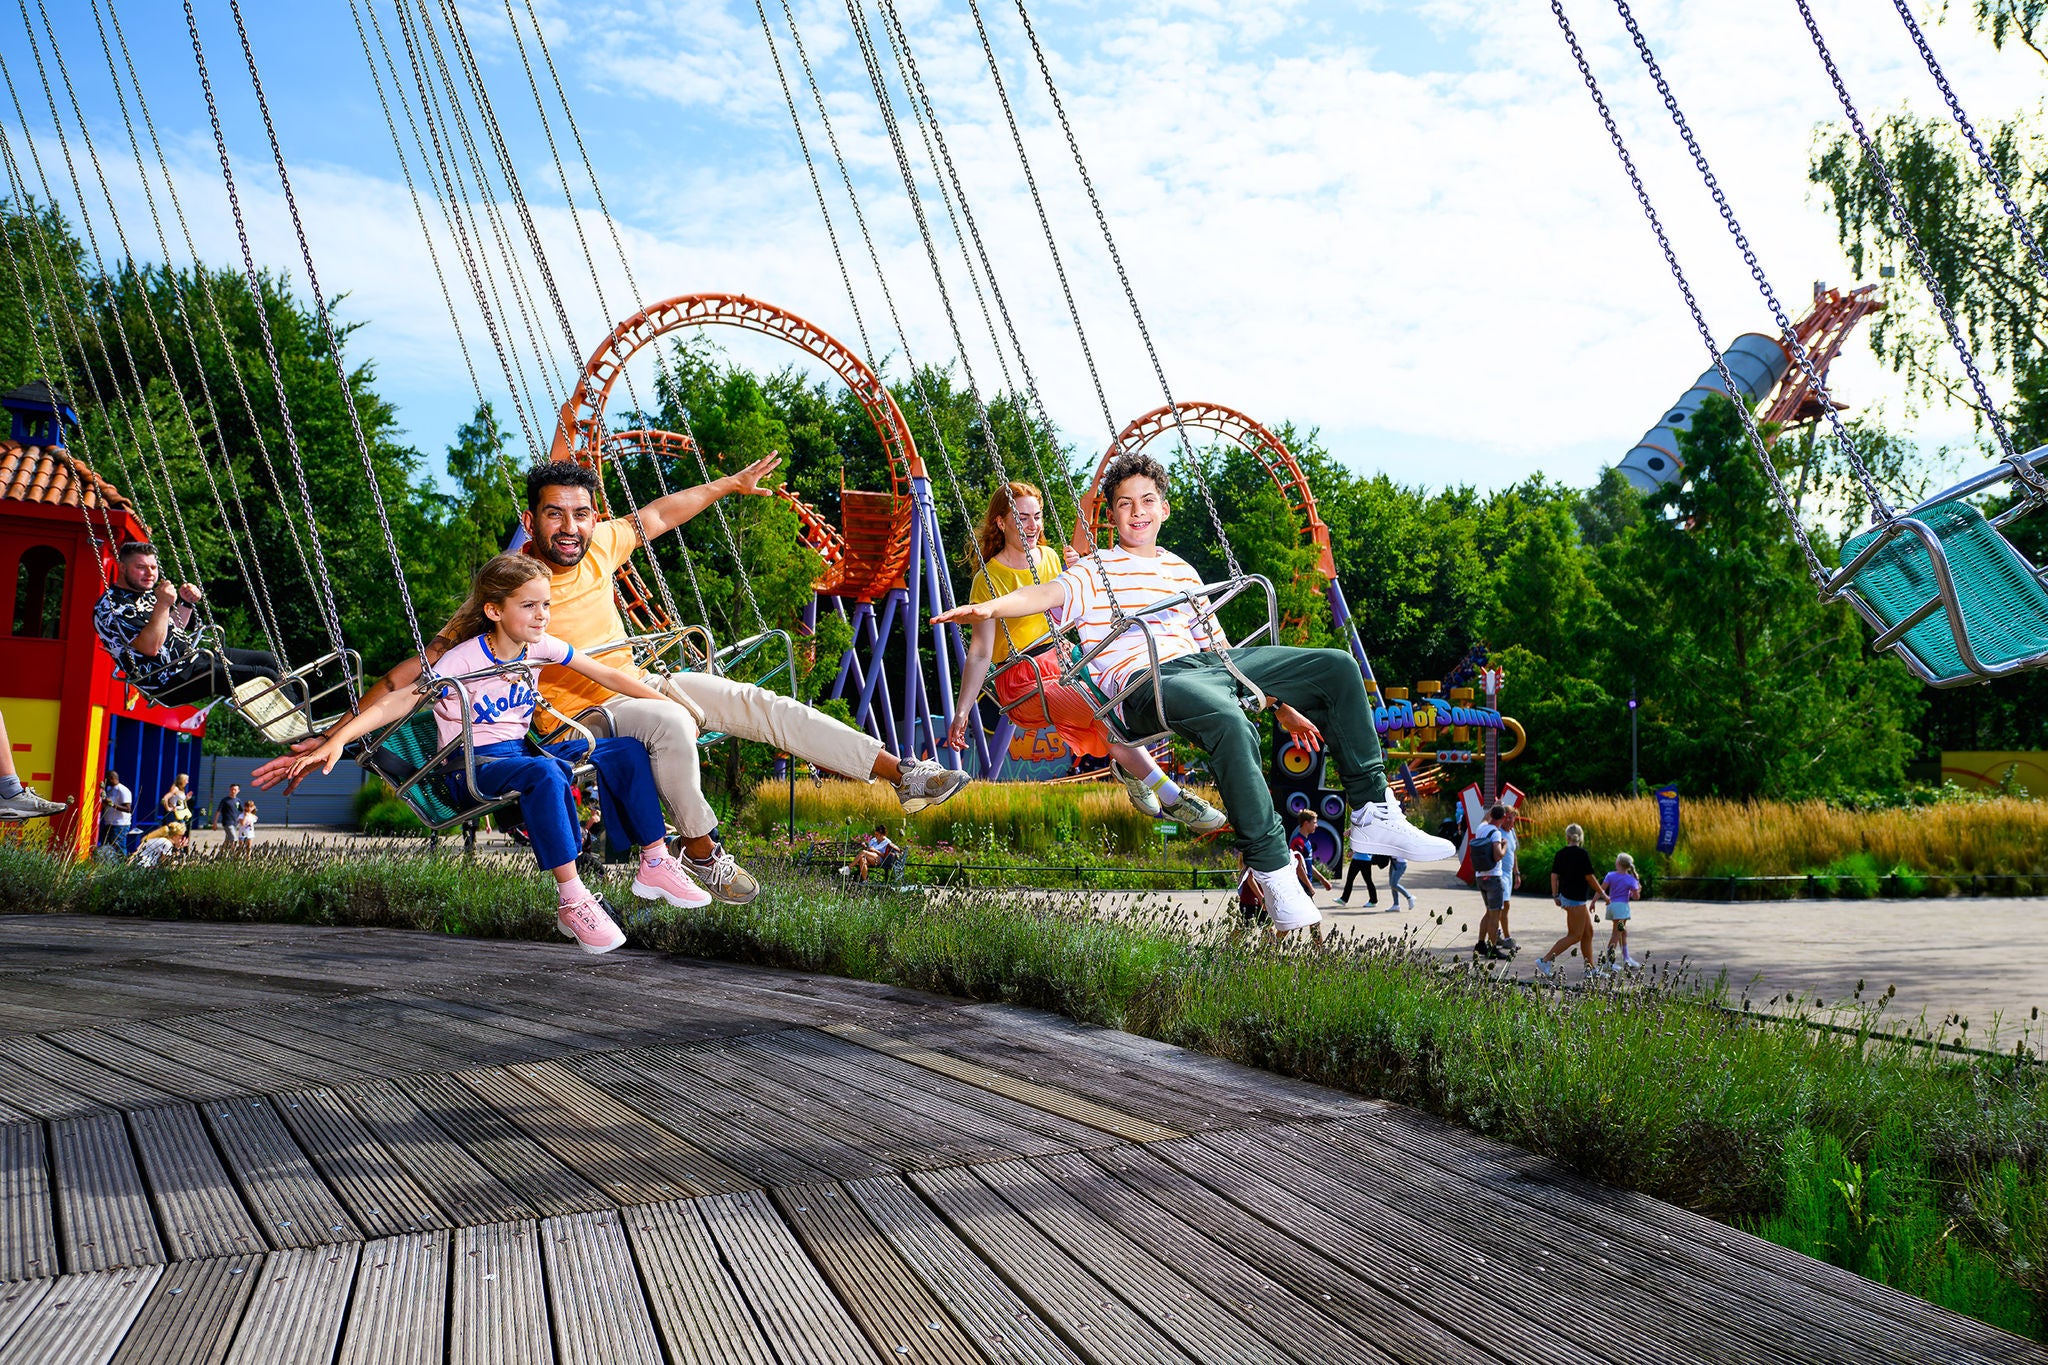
[556,893,626,955]
[631,853,711,909]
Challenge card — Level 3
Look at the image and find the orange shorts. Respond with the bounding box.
[990,647,1111,760]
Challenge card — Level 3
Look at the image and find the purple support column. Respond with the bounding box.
[1329,580,1376,682]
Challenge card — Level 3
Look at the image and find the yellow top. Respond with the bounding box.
[971,544,1063,663]
[534,518,641,716]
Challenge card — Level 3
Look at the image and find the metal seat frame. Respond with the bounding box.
[1830,443,2048,687]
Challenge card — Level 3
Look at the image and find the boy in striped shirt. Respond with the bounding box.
[937,451,1453,933]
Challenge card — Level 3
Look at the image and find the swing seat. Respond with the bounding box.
[1836,499,2048,686]
[232,676,313,745]
[357,710,518,832]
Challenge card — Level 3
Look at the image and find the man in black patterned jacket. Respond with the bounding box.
[93,541,287,708]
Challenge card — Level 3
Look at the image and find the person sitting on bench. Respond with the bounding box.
[844,823,900,881]
[935,450,1454,935]
[92,541,293,709]
[287,553,712,955]
[946,480,1224,833]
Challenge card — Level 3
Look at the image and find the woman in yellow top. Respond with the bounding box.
[945,481,1224,831]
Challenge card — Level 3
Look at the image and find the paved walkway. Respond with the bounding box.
[0,914,2032,1363]
[1119,860,2044,1043]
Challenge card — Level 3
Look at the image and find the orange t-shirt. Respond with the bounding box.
[535,518,642,716]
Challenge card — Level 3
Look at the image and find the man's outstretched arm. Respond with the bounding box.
[933,579,1066,626]
[629,453,783,542]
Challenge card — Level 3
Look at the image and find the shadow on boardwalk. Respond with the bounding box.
[0,914,2034,1364]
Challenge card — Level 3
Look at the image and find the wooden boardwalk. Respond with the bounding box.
[0,914,2035,1365]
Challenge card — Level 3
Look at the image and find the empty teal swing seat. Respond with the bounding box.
[1836,498,2048,687]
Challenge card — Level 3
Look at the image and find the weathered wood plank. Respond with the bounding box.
[106,1255,260,1365]
[201,1097,359,1249]
[0,1121,55,1283]
[100,1021,334,1095]
[476,1062,753,1202]
[973,1159,1293,1365]
[392,1075,610,1219]
[335,1232,448,1365]
[911,1166,1193,1365]
[825,1023,1185,1144]
[160,1018,374,1090]
[126,1105,266,1261]
[51,1113,166,1273]
[41,1031,241,1102]
[449,1220,550,1365]
[567,1052,852,1188]
[698,1190,873,1364]
[272,1090,447,1238]
[773,1183,985,1365]
[539,1210,663,1365]
[608,1048,894,1182]
[205,1011,443,1081]
[1030,1151,1398,1365]
[0,1265,160,1365]
[341,1081,533,1227]
[253,1005,481,1074]
[619,1199,776,1365]
[0,1280,50,1355]
[379,992,617,1054]
[221,1245,359,1365]
[846,1174,1085,1365]
[0,1051,102,1121]
[0,1037,174,1111]
[1082,1143,1505,1365]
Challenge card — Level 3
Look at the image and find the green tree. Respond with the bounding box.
[445,402,518,578]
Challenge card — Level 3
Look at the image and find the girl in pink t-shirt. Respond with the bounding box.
[292,554,709,952]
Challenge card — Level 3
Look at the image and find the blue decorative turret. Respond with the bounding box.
[1,380,76,448]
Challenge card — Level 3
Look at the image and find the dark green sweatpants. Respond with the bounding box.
[1122,646,1388,873]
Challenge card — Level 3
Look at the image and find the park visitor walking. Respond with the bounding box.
[1536,823,1609,979]
[1603,852,1643,968]
[1471,803,1520,958]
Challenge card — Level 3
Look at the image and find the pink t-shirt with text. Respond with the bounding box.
[431,632,575,747]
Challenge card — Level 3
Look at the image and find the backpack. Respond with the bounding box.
[1469,828,1504,874]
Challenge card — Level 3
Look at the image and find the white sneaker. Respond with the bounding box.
[894,759,971,814]
[1347,795,1456,862]
[1533,957,1555,978]
[1114,764,1162,817]
[1159,790,1228,836]
[1249,866,1321,932]
[0,789,66,822]
[1623,953,1642,968]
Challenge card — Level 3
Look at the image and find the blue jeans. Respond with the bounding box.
[458,737,666,872]
[1388,858,1413,905]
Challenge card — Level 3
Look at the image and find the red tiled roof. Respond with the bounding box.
[0,442,133,513]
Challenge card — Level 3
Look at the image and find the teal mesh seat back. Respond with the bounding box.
[1839,500,2048,678]
[364,710,469,827]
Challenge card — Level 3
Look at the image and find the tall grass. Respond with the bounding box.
[736,776,1192,857]
[1521,793,2048,880]
[4,842,2046,1337]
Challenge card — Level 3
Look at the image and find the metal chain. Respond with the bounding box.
[1010,0,1241,586]
[881,0,1073,561]
[13,2,213,616]
[506,0,713,632]
[1610,0,1894,522]
[1551,0,1828,585]
[183,0,360,675]
[0,128,115,585]
[1891,0,2048,291]
[104,0,306,658]
[1794,0,2046,500]
[221,0,426,660]
[66,0,288,661]
[964,0,1112,524]
[0,94,165,583]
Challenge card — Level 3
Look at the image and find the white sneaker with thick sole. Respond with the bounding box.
[0,789,66,822]
[1347,795,1456,862]
[1115,764,1163,817]
[1250,865,1322,932]
[557,894,626,955]
[1159,790,1228,836]
[894,759,971,814]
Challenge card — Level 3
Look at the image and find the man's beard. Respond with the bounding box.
[537,532,587,568]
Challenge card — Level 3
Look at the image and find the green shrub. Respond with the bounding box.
[361,798,429,838]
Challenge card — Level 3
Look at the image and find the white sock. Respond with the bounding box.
[557,876,588,905]
[1142,769,1181,805]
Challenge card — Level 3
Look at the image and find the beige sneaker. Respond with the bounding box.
[894,759,971,814]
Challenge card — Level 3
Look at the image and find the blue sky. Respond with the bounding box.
[5,1,2042,501]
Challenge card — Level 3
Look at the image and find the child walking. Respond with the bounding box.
[1602,852,1642,968]
[291,554,707,954]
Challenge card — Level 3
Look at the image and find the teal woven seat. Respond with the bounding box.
[359,709,510,830]
[1838,500,2048,684]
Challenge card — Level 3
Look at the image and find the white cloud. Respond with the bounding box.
[23,0,2045,502]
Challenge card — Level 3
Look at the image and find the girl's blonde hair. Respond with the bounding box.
[1616,851,1636,873]
[441,553,551,645]
[976,480,1045,566]
[1565,822,1585,845]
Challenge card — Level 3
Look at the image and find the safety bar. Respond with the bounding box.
[1059,575,1280,745]
[715,629,800,694]
[1828,513,2048,688]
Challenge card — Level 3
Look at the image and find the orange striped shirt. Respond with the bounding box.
[1051,546,1217,700]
